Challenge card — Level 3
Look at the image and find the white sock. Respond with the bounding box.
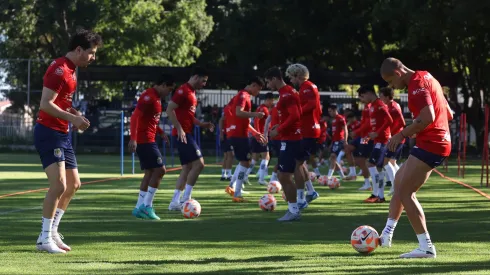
[41,217,53,239]
[383,218,398,235]
[259,159,269,182]
[377,170,385,199]
[364,177,370,187]
[136,190,147,208]
[182,184,193,201]
[171,189,181,203]
[368,166,379,196]
[221,169,226,177]
[144,187,158,207]
[384,163,396,183]
[338,166,345,178]
[234,164,248,197]
[327,169,334,178]
[394,162,400,172]
[247,159,256,174]
[297,189,305,204]
[288,202,299,214]
[314,167,320,176]
[52,208,64,234]
[417,232,433,249]
[349,166,356,175]
[305,180,315,195]
[229,168,239,187]
[226,169,232,177]
[271,172,278,182]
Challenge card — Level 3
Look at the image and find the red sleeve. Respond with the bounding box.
[412,81,433,112]
[130,108,142,140]
[253,106,261,129]
[43,71,65,93]
[354,121,370,137]
[301,90,317,113]
[263,107,269,118]
[236,94,248,109]
[391,107,406,131]
[171,90,186,106]
[375,106,393,136]
[277,102,300,134]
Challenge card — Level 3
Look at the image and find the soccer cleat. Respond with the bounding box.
[52,232,71,251]
[305,191,320,203]
[138,204,160,220]
[363,195,378,203]
[232,196,247,203]
[343,175,357,181]
[298,201,309,210]
[225,177,231,181]
[132,207,146,219]
[225,186,235,196]
[358,185,372,191]
[379,233,393,248]
[277,210,301,222]
[36,234,66,254]
[258,180,267,186]
[399,246,437,258]
[375,197,386,203]
[168,201,182,211]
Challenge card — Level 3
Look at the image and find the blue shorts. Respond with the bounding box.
[229,137,251,161]
[330,140,345,155]
[410,146,447,169]
[136,142,164,170]
[385,143,404,160]
[368,142,387,168]
[251,138,268,153]
[350,137,362,157]
[34,123,77,169]
[278,140,303,173]
[357,139,374,158]
[302,138,318,160]
[221,135,233,153]
[173,134,202,165]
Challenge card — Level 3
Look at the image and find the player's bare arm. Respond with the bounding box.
[166,101,186,143]
[193,117,214,132]
[235,106,264,119]
[40,87,90,131]
[343,123,349,144]
[388,105,435,151]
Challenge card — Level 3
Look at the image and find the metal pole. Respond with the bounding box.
[27,59,31,107]
[132,153,135,175]
[120,111,124,176]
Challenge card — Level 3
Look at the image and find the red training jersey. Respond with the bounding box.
[387,100,406,144]
[171,83,197,136]
[254,104,269,134]
[130,88,163,143]
[37,57,77,133]
[408,71,451,156]
[348,120,361,133]
[276,85,302,141]
[227,90,252,138]
[269,106,281,141]
[318,118,328,144]
[331,114,346,142]
[299,80,321,138]
[369,98,392,144]
[354,103,371,138]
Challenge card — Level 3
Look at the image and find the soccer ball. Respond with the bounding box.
[328,177,340,189]
[309,172,317,181]
[318,175,329,186]
[181,199,201,219]
[267,181,282,194]
[259,194,277,211]
[351,225,379,254]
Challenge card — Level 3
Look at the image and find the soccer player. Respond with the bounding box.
[34,29,102,253]
[326,104,348,179]
[166,67,215,211]
[315,115,329,171]
[128,74,175,220]
[343,113,361,179]
[252,92,274,185]
[378,58,452,258]
[358,88,393,203]
[285,64,320,204]
[264,104,281,182]
[219,104,233,181]
[379,87,406,196]
[225,77,267,201]
[266,67,304,221]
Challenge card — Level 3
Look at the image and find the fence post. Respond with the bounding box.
[27,59,31,107]
[120,110,124,176]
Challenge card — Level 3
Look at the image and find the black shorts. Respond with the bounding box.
[269,139,281,157]
[221,135,233,153]
[410,146,447,169]
[34,123,77,169]
[173,134,202,165]
[302,138,318,160]
[251,138,269,153]
[278,140,303,173]
[330,140,345,155]
[350,137,362,157]
[229,137,252,161]
[385,143,404,160]
[136,142,164,170]
[357,139,374,158]
[368,142,386,168]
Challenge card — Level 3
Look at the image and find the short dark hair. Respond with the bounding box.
[379,87,394,100]
[357,85,376,95]
[328,104,337,110]
[264,92,274,99]
[346,113,357,120]
[248,76,265,87]
[68,28,102,51]
[191,66,208,77]
[264,67,283,80]
[155,74,175,86]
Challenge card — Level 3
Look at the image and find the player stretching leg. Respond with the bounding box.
[252,93,274,185]
[219,106,233,181]
[128,75,175,220]
[378,58,452,258]
[34,29,102,253]
[226,77,267,202]
[326,105,348,180]
[166,67,214,211]
[379,87,406,196]
[286,64,320,204]
[265,67,304,221]
[357,88,393,203]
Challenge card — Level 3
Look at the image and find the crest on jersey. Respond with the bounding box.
[144,96,150,101]
[157,157,163,165]
[54,148,62,158]
[412,88,425,95]
[424,73,433,80]
[55,67,63,76]
[303,89,311,93]
[178,89,183,95]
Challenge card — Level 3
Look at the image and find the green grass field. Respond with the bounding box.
[1,153,490,274]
